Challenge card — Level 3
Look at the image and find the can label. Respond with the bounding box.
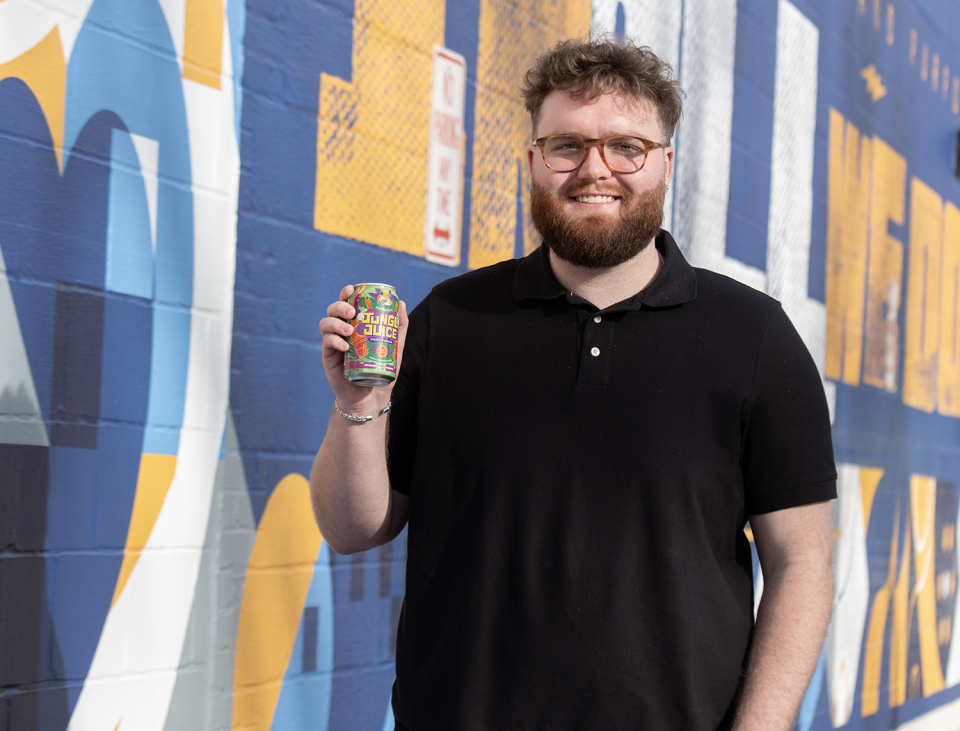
[344,284,400,386]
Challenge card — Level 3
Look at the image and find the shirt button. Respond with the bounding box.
[593,315,602,323]
[590,347,600,357]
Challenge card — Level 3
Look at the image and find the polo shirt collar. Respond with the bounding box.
[512,229,698,308]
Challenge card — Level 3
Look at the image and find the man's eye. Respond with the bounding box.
[547,138,584,152]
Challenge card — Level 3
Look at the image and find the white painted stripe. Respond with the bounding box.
[130,133,160,253]
[894,696,960,731]
[671,0,766,292]
[0,0,97,64]
[766,0,835,420]
[948,496,960,686]
[591,0,683,234]
[0,242,49,447]
[156,0,187,72]
[66,10,240,729]
[826,464,871,728]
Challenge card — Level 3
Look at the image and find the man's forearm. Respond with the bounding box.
[309,406,403,554]
[732,560,833,731]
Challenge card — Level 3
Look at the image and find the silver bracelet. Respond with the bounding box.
[335,399,392,423]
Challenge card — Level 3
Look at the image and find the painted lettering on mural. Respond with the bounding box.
[825,108,960,416]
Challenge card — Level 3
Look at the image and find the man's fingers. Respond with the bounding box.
[326,300,356,320]
[319,315,354,337]
[322,332,351,353]
[340,284,355,302]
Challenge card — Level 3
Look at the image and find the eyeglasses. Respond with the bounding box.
[532,134,670,174]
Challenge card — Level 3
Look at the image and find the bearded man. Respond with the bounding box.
[313,38,836,731]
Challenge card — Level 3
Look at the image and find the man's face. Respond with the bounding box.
[527,90,674,268]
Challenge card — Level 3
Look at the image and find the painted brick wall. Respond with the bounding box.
[1,1,960,729]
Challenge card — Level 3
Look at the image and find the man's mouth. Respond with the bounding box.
[571,195,619,204]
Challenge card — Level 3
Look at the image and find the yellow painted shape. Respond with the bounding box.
[889,512,911,708]
[183,0,224,89]
[863,135,906,393]
[314,0,445,255]
[860,466,884,533]
[860,64,887,102]
[939,202,960,416]
[232,474,322,731]
[825,110,872,385]
[861,500,900,716]
[903,177,943,413]
[468,0,592,269]
[0,27,66,171]
[909,474,945,696]
[110,454,177,608]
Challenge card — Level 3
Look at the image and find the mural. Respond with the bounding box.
[0,0,958,729]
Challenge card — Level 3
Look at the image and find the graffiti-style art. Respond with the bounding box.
[2,0,960,729]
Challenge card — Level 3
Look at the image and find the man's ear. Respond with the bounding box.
[527,146,536,176]
[663,145,675,186]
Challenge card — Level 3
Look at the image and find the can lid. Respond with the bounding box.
[354,283,395,289]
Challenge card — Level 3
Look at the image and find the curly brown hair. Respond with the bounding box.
[521,36,684,142]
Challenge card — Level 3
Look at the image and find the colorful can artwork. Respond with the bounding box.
[344,284,401,386]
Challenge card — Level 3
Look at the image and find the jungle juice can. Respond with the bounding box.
[343,284,401,387]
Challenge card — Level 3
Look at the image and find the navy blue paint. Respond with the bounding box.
[724,0,778,270]
[50,285,105,449]
[0,445,52,730]
[303,606,319,673]
[444,0,481,269]
[615,2,626,41]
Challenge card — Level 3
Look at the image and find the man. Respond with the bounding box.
[313,38,835,731]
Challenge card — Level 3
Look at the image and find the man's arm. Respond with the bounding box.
[309,286,410,555]
[733,501,834,731]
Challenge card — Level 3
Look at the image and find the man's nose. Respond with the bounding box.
[578,143,611,181]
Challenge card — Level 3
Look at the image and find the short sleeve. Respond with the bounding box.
[387,294,430,495]
[742,304,837,514]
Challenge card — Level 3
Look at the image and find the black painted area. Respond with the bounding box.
[302,606,319,673]
[49,284,105,449]
[389,596,403,659]
[0,444,49,731]
[350,553,365,602]
[379,543,392,599]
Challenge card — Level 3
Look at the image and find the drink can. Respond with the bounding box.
[343,284,401,387]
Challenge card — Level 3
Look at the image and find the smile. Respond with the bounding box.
[572,195,618,204]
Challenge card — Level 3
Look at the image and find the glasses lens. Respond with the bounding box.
[603,137,647,173]
[542,136,586,172]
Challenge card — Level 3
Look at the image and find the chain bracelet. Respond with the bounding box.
[335,399,392,423]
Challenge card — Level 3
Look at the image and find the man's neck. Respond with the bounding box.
[547,241,662,310]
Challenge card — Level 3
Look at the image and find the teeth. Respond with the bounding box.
[575,195,616,204]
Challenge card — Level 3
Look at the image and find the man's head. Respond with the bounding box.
[521,37,683,142]
[523,38,684,269]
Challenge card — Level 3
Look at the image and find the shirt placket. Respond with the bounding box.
[576,309,616,387]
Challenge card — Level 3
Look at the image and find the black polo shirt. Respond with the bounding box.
[387,231,836,731]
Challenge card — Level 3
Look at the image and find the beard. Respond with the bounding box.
[530,173,667,269]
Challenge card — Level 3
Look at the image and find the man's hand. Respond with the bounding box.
[318,284,408,417]
[733,501,834,731]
